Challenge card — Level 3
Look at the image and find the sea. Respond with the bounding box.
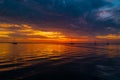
[0,43,120,80]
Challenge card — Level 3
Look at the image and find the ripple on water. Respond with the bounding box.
[0,43,120,80]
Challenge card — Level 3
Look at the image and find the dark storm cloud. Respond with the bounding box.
[88,0,120,35]
[23,0,107,17]
[0,0,108,20]
[0,0,120,36]
[25,0,110,18]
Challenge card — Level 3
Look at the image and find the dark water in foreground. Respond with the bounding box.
[0,43,120,80]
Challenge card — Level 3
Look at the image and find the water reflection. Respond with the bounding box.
[0,43,72,71]
[0,43,120,80]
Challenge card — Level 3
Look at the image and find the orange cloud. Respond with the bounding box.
[0,31,14,38]
[27,31,66,38]
[0,23,68,42]
[96,34,120,39]
[0,23,20,28]
[0,23,91,43]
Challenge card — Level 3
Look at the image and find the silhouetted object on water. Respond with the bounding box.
[94,42,97,45]
[12,42,18,44]
[69,43,75,45]
[106,42,110,45]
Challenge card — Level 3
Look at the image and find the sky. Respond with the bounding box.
[0,0,120,43]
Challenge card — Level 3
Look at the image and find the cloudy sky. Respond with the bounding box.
[0,0,120,42]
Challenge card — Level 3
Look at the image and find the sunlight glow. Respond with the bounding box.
[0,31,14,38]
[0,23,69,42]
[0,23,20,28]
[1,23,118,43]
[27,31,66,38]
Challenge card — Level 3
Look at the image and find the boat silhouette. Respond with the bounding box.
[12,42,18,44]
[70,43,75,45]
[106,42,110,45]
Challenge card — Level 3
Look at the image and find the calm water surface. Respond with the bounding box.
[0,43,120,80]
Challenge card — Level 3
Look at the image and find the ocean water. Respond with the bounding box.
[0,43,120,80]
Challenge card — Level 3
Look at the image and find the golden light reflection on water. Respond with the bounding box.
[0,44,69,65]
[0,43,120,72]
[21,44,68,61]
[0,44,66,71]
